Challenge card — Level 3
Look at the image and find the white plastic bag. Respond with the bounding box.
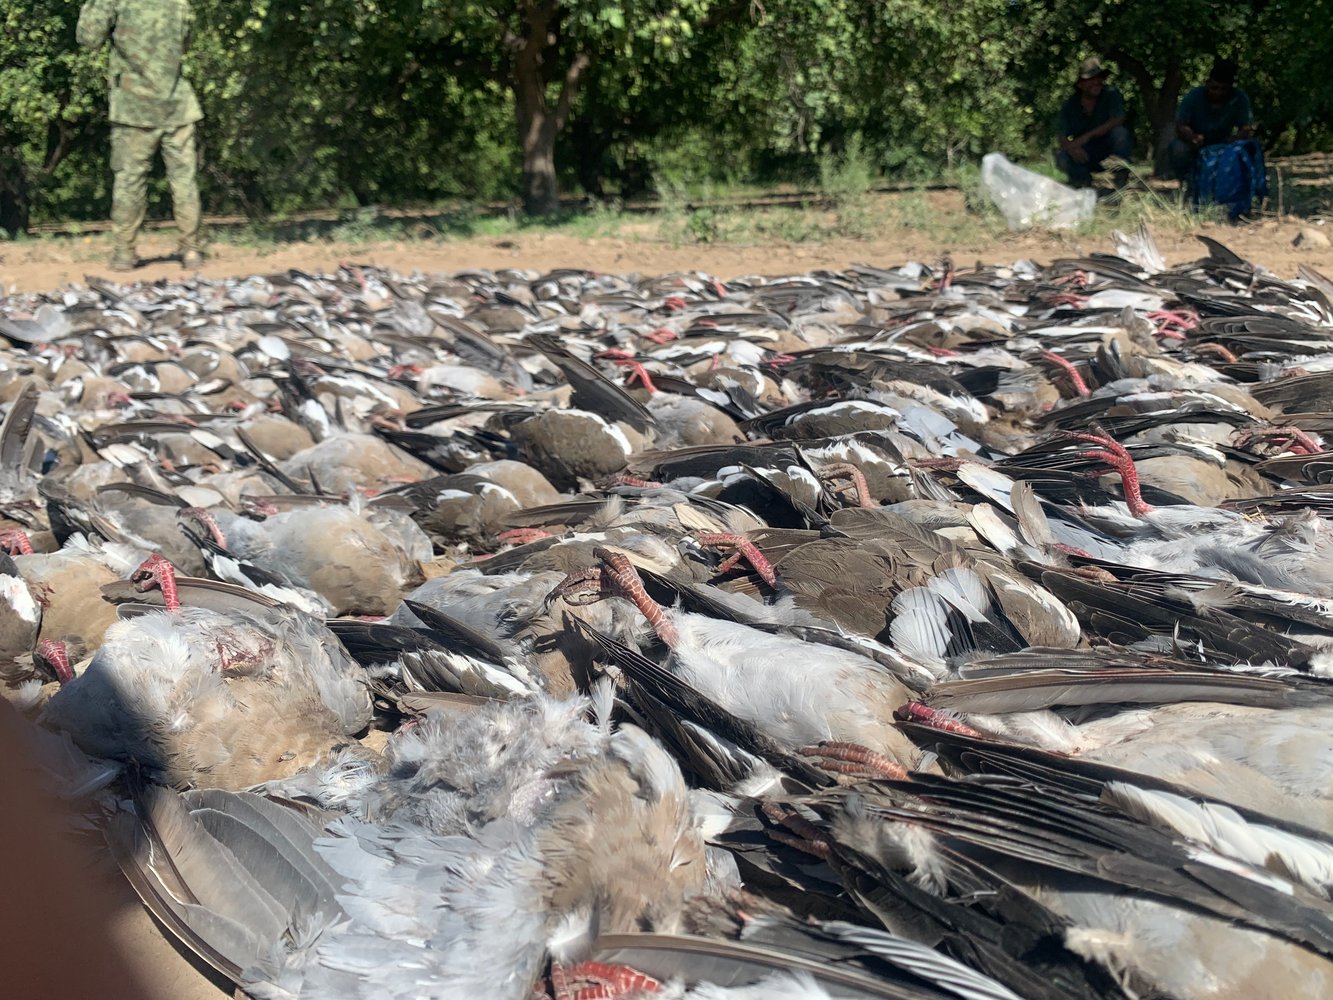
[980,152,1096,230]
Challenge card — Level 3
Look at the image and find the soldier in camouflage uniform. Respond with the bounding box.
[77,0,204,271]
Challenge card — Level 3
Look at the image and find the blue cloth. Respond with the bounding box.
[1191,139,1267,220]
[1176,86,1254,146]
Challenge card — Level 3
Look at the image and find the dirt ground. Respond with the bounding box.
[4,199,1333,293]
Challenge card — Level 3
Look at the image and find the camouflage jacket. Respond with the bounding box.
[77,0,203,128]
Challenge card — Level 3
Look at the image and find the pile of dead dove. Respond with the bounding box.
[7,223,1333,1000]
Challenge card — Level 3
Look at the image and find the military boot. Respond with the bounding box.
[108,248,136,272]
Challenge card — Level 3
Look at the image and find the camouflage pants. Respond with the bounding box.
[110,121,202,255]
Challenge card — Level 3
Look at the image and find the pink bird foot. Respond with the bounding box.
[1193,342,1239,363]
[497,527,555,545]
[241,496,283,519]
[760,801,835,860]
[1039,350,1091,397]
[1147,308,1199,338]
[550,961,661,1000]
[1060,429,1154,517]
[1235,425,1324,456]
[893,701,984,738]
[799,740,908,781]
[545,566,606,608]
[595,349,658,394]
[692,532,778,588]
[548,550,679,647]
[1043,291,1089,308]
[34,639,73,685]
[131,553,181,612]
[599,471,663,489]
[817,462,875,508]
[177,506,228,548]
[0,527,34,556]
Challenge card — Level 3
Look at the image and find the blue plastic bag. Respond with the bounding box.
[1191,140,1267,221]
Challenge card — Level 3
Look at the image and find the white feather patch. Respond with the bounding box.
[0,574,39,623]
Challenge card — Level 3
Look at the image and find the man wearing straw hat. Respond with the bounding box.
[1055,57,1134,189]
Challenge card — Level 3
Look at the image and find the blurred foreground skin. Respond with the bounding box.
[0,700,225,1000]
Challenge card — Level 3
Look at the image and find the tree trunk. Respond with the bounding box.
[1105,47,1184,176]
[0,114,81,236]
[0,145,30,236]
[508,5,591,218]
[515,89,561,216]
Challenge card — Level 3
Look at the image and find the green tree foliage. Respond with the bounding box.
[1248,0,1333,152]
[410,0,728,214]
[1,0,1331,231]
[189,1,518,214]
[1021,0,1260,166]
[0,1,105,232]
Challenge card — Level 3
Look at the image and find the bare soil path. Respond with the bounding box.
[4,200,1332,292]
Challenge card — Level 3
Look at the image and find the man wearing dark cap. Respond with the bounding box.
[1055,57,1134,189]
[1169,58,1255,180]
[77,0,204,272]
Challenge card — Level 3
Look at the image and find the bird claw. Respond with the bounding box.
[594,548,679,647]
[30,580,53,609]
[760,801,835,860]
[799,740,908,781]
[1146,308,1198,337]
[34,639,73,685]
[546,553,679,645]
[546,567,606,607]
[1058,429,1153,517]
[691,532,779,588]
[1058,428,1131,459]
[1193,342,1239,363]
[816,462,874,508]
[599,471,663,489]
[241,496,282,519]
[595,349,658,394]
[893,702,984,738]
[0,527,34,556]
[177,506,228,549]
[1038,350,1091,397]
[1044,292,1088,308]
[549,961,661,1000]
[1234,425,1323,456]
[498,527,554,546]
[131,553,181,612]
